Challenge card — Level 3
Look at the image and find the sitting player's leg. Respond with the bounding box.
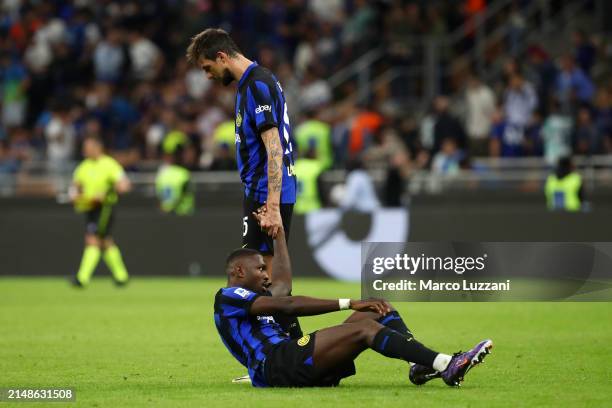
[343,304,413,337]
[312,318,443,376]
[343,305,441,384]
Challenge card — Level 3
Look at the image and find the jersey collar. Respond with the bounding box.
[238,61,258,88]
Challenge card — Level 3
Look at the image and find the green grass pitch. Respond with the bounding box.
[1,277,611,407]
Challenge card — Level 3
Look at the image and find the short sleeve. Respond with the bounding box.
[107,157,125,183]
[218,287,260,318]
[247,81,279,133]
[73,163,84,184]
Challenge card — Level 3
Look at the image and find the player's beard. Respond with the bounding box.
[221,68,234,86]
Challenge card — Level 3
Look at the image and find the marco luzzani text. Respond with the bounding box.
[370,254,511,292]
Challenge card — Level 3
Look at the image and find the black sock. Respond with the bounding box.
[372,327,437,367]
[378,311,413,337]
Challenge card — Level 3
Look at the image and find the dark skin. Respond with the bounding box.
[226,207,395,377]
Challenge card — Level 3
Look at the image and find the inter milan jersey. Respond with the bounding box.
[234,62,297,204]
[214,286,290,387]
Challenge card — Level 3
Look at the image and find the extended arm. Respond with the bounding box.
[253,206,292,296]
[115,175,131,194]
[249,295,391,317]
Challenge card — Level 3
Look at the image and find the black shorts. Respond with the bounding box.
[264,332,356,387]
[242,196,293,255]
[84,205,115,237]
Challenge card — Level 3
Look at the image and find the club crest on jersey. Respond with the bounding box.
[236,112,242,127]
[297,335,310,347]
[255,105,271,114]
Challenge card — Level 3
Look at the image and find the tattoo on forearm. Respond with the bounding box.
[264,132,283,194]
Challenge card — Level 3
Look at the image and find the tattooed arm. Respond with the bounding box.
[261,127,283,238]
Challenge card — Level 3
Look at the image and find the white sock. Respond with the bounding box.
[432,353,452,372]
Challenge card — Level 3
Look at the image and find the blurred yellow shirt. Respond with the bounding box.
[73,155,125,212]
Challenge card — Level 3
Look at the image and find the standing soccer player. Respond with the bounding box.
[187,29,300,329]
[70,136,131,287]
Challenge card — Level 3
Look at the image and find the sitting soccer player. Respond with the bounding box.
[214,208,493,387]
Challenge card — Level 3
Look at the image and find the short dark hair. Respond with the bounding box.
[186,28,242,65]
[225,248,260,266]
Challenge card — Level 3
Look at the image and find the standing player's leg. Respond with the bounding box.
[75,233,102,286]
[102,238,129,285]
[99,206,129,285]
[75,209,103,286]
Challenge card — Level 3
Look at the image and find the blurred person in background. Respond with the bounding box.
[339,157,380,212]
[431,95,467,156]
[348,102,384,158]
[93,26,125,83]
[574,107,601,155]
[70,135,131,287]
[489,107,526,158]
[432,137,463,175]
[294,107,332,171]
[155,145,194,216]
[1,51,29,129]
[464,72,496,157]
[555,54,595,112]
[572,30,597,76]
[210,143,237,171]
[541,99,573,166]
[293,140,325,215]
[362,124,412,206]
[593,89,612,153]
[45,100,75,166]
[45,99,75,193]
[503,69,538,130]
[525,45,558,116]
[127,28,163,82]
[545,156,583,212]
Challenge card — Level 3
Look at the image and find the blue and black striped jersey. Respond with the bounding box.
[213,286,290,387]
[234,62,297,204]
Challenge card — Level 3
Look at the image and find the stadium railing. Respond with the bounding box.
[2,155,612,199]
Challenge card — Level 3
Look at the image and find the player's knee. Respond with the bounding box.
[85,235,101,247]
[356,319,384,342]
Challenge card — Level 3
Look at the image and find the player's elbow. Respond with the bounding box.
[278,296,299,315]
[269,282,292,297]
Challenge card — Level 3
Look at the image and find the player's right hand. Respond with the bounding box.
[349,299,392,315]
[253,205,284,238]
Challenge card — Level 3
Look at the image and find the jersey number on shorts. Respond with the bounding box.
[243,216,248,237]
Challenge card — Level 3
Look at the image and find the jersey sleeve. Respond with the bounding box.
[246,80,279,133]
[107,157,126,184]
[218,287,260,318]
[72,163,84,184]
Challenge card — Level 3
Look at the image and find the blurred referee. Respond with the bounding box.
[70,135,131,287]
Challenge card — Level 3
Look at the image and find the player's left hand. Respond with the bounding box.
[349,299,392,316]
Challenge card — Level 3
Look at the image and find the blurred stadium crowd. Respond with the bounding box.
[0,0,611,181]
